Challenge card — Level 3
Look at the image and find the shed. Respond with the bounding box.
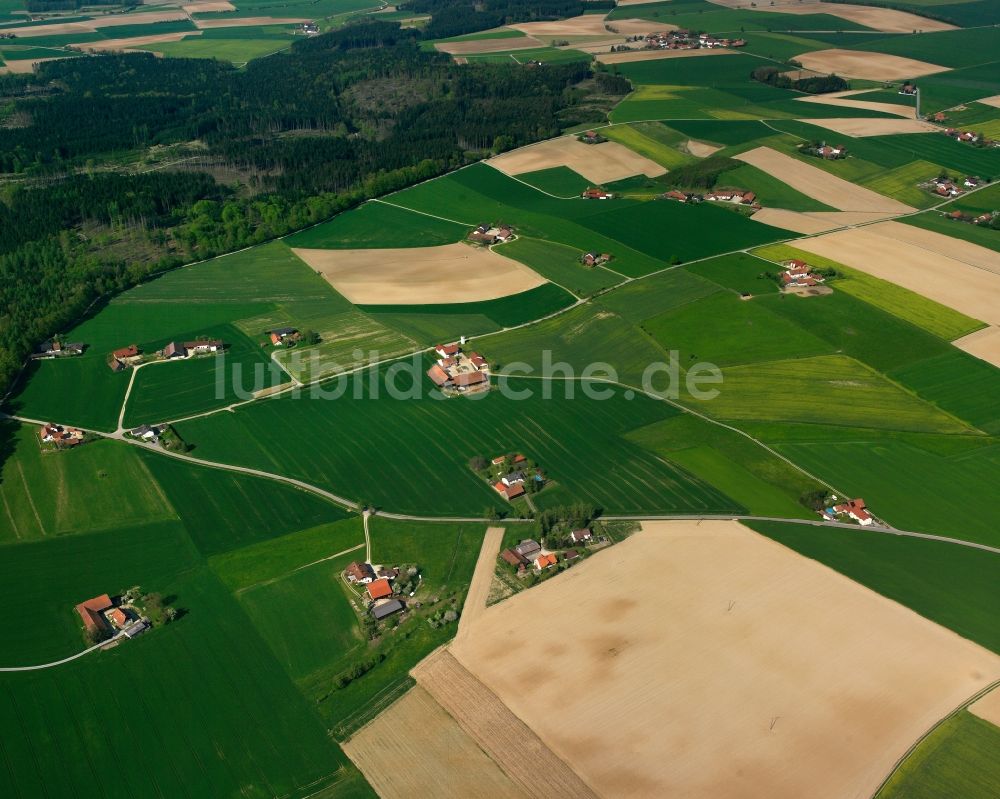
[372,599,404,620]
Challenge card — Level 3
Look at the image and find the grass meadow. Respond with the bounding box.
[889,352,1000,435]
[750,520,1000,654]
[602,123,694,170]
[902,211,1000,253]
[513,165,592,197]
[286,201,467,248]
[498,237,626,296]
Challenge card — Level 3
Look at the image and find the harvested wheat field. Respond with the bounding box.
[182,0,235,10]
[79,32,202,52]
[457,527,504,638]
[686,139,723,158]
[953,326,1000,369]
[736,147,913,213]
[413,649,600,799]
[436,36,542,55]
[344,685,527,799]
[291,242,547,305]
[193,16,310,28]
[90,10,190,27]
[805,117,936,137]
[1,56,70,73]
[449,520,1000,799]
[751,208,894,234]
[0,22,93,37]
[979,95,1000,109]
[706,0,953,32]
[596,47,735,64]
[795,90,916,118]
[795,49,948,81]
[969,685,1000,728]
[511,14,655,37]
[796,223,1000,324]
[488,137,665,183]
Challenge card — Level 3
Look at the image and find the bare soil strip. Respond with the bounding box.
[1,56,68,72]
[488,137,665,183]
[0,22,94,37]
[796,223,1000,324]
[979,95,1000,109]
[795,49,949,81]
[596,48,735,64]
[343,685,528,799]
[89,11,190,27]
[450,520,1000,799]
[511,14,655,37]
[436,36,542,55]
[968,685,1000,729]
[457,527,504,640]
[291,242,547,305]
[412,649,600,799]
[182,1,235,10]
[77,32,202,52]
[803,117,936,137]
[705,0,954,32]
[686,139,723,158]
[736,146,914,213]
[952,326,1000,369]
[795,92,917,122]
[751,208,895,234]
[193,16,310,28]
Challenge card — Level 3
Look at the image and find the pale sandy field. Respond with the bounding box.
[751,208,895,234]
[343,685,527,799]
[182,1,235,11]
[193,16,310,28]
[0,22,93,37]
[512,14,655,37]
[796,223,1000,324]
[488,137,665,183]
[436,36,542,55]
[979,95,1000,109]
[596,48,735,64]
[705,0,954,31]
[795,49,949,81]
[456,527,504,639]
[969,685,1000,728]
[805,117,936,137]
[1,56,67,73]
[413,649,600,799]
[77,32,202,52]
[89,10,189,27]
[795,90,916,118]
[450,520,1000,799]
[952,326,1000,369]
[291,242,547,304]
[687,139,722,157]
[736,147,914,213]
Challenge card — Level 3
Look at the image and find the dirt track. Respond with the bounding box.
[736,147,913,213]
[292,242,547,305]
[796,222,1000,325]
[450,520,1000,799]
[412,649,600,799]
[795,49,949,81]
[488,137,665,183]
[343,685,527,799]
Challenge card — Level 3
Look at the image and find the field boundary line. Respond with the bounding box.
[870,677,1000,799]
[370,198,475,227]
[0,631,125,672]
[235,542,366,596]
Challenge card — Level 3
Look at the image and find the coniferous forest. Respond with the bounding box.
[0,20,614,395]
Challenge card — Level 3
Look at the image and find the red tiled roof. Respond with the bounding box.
[75,594,113,633]
[427,365,451,386]
[436,343,460,356]
[367,579,393,600]
[452,371,487,387]
[535,553,557,569]
[505,483,525,499]
[112,345,138,359]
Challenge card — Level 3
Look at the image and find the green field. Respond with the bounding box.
[602,122,694,169]
[876,712,1000,799]
[902,210,1000,253]
[513,165,592,197]
[609,1,871,32]
[750,520,1000,653]
[139,34,295,63]
[286,201,467,248]
[724,163,837,211]
[850,26,1000,69]
[497,237,626,297]
[686,252,782,295]
[692,354,971,433]
[889,351,1000,434]
[918,60,1000,115]
[175,371,743,517]
[867,134,1000,180]
[0,427,175,544]
[465,46,590,64]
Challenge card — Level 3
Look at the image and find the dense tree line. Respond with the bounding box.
[751,65,848,94]
[0,21,602,397]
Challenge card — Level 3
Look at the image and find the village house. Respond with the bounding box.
[581,251,612,267]
[501,548,528,568]
[107,607,129,628]
[644,29,744,50]
[494,480,525,500]
[662,189,691,203]
[534,553,558,571]
[468,223,514,245]
[582,187,613,200]
[932,111,947,123]
[579,130,606,144]
[366,578,394,601]
[113,344,140,360]
[163,341,186,359]
[899,82,917,95]
[371,599,404,620]
[501,471,526,487]
[75,594,113,634]
[781,259,826,289]
[40,422,85,448]
[346,561,376,584]
[130,424,164,443]
[427,340,491,394]
[964,176,982,188]
[932,177,963,197]
[569,528,592,544]
[268,327,300,345]
[515,539,541,559]
[163,339,226,359]
[831,498,874,526]
[36,340,85,358]
[818,144,847,159]
[706,188,756,205]
[564,548,580,562]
